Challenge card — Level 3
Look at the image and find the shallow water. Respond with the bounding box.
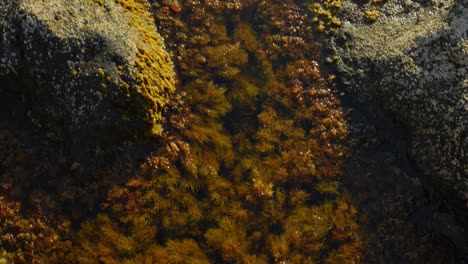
[0,1,466,263]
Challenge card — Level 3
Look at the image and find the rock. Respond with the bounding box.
[0,0,175,145]
[331,0,467,208]
[0,1,20,76]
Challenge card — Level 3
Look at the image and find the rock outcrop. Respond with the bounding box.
[331,0,467,208]
[0,0,175,145]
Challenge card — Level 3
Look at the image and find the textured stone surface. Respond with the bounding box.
[0,0,175,144]
[0,0,20,76]
[331,0,467,208]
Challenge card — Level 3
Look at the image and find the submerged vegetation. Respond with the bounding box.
[0,0,463,263]
[70,0,363,263]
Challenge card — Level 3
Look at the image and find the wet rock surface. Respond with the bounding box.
[331,0,467,211]
[0,0,175,150]
[0,1,19,77]
[343,106,468,263]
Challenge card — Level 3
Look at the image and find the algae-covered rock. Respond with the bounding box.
[331,0,467,208]
[0,0,175,144]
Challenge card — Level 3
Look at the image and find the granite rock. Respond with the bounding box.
[331,0,467,208]
[0,0,175,145]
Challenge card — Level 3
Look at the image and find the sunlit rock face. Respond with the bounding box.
[0,0,175,146]
[331,0,467,209]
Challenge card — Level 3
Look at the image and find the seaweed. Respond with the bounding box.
[71,0,363,262]
[0,1,367,263]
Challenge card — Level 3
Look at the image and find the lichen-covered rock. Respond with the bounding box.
[0,0,175,144]
[331,0,467,208]
[0,1,20,76]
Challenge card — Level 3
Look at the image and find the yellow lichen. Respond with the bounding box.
[98,68,105,79]
[306,0,342,32]
[317,21,325,32]
[112,0,175,136]
[330,17,341,26]
[364,10,380,21]
[89,0,105,6]
[86,0,176,135]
